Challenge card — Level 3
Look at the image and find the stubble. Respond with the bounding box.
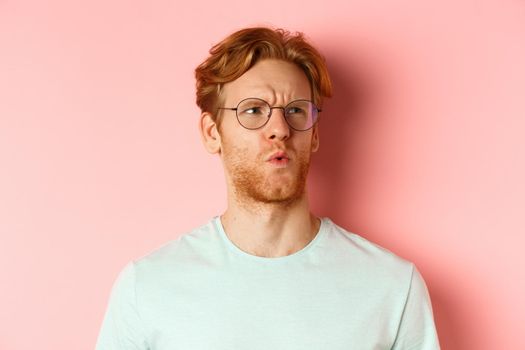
[222,141,312,209]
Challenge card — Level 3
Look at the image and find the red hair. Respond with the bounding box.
[195,26,332,121]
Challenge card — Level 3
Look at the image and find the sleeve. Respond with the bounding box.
[95,261,150,350]
[391,264,441,350]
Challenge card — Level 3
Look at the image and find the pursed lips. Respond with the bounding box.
[266,151,291,168]
[266,151,290,161]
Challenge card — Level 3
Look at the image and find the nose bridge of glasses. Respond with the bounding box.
[268,106,288,118]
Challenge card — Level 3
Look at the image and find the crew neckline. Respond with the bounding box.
[213,216,328,262]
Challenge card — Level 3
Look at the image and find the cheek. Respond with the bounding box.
[295,133,315,151]
[222,137,256,163]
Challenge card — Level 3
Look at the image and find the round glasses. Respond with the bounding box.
[217,98,321,131]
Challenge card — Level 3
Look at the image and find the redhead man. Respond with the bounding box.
[96,26,440,350]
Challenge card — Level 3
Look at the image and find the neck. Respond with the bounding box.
[220,188,321,258]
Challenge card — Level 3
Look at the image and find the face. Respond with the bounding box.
[201,59,319,207]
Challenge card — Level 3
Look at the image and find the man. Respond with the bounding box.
[96,27,441,349]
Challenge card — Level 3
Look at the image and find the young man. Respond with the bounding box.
[96,27,441,349]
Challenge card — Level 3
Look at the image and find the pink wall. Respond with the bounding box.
[1,0,524,349]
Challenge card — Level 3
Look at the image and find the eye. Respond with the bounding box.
[243,106,263,115]
[286,106,306,115]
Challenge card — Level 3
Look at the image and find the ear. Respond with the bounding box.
[199,112,222,154]
[311,123,320,153]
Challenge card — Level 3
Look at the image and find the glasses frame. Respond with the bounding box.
[217,97,322,131]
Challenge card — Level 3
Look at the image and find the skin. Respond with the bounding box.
[199,59,321,258]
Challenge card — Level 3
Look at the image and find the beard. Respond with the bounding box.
[221,140,312,207]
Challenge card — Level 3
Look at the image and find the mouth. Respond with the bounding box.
[267,151,289,161]
[267,151,290,167]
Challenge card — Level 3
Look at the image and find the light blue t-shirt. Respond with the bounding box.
[96,217,440,350]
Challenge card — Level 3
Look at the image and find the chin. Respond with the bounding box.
[252,184,306,204]
[229,160,309,205]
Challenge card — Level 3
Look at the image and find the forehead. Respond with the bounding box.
[221,59,311,104]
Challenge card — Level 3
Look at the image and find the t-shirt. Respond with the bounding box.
[95,216,441,350]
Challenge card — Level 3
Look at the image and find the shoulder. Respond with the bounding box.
[321,217,415,284]
[129,218,220,278]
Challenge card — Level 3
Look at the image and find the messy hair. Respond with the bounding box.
[195,26,332,123]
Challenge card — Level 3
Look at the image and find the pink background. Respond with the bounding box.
[1,0,524,349]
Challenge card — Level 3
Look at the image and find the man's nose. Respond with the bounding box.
[264,107,290,140]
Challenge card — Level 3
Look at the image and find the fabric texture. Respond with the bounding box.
[96,217,440,350]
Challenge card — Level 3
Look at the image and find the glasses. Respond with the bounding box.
[217,97,322,131]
